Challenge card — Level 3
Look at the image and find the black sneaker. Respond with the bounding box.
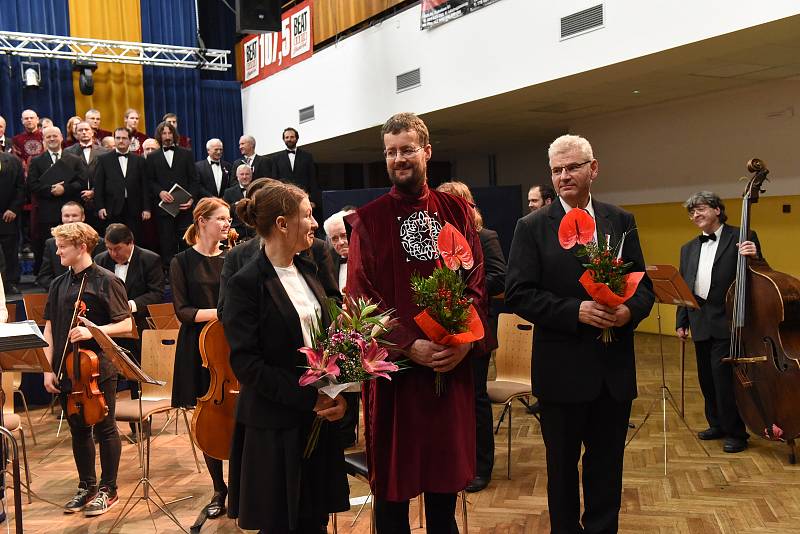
[84,486,118,516]
[64,485,97,514]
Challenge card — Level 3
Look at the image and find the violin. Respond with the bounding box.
[725,158,800,458]
[191,319,239,460]
[57,275,109,427]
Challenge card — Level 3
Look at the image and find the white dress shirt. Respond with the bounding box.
[81,144,93,164]
[208,157,223,194]
[164,148,174,167]
[50,151,62,164]
[288,150,296,171]
[273,261,320,348]
[694,224,724,300]
[113,249,138,313]
[117,151,129,197]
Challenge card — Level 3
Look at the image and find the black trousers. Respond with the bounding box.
[156,212,191,270]
[0,231,19,284]
[539,387,632,534]
[472,353,494,478]
[107,204,142,243]
[63,374,121,491]
[374,493,457,534]
[338,391,360,447]
[694,338,747,439]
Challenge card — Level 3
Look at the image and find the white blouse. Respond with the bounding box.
[273,262,321,347]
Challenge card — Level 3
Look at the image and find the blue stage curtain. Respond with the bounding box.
[199,80,243,164]
[140,0,203,159]
[0,0,76,136]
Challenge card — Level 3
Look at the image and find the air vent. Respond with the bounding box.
[396,68,421,93]
[561,4,603,39]
[299,105,315,124]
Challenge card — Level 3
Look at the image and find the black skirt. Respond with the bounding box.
[228,415,350,532]
[171,321,210,408]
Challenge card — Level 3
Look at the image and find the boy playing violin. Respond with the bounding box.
[42,222,132,516]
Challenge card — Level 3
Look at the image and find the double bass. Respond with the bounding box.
[725,158,800,461]
[191,319,239,460]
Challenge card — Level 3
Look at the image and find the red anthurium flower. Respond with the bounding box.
[437,222,474,270]
[357,338,398,380]
[558,208,595,249]
[298,347,340,386]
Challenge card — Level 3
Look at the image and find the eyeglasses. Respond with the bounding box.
[551,160,591,176]
[384,146,424,160]
[687,205,712,217]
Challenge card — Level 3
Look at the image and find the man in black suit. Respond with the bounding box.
[505,134,654,534]
[676,191,759,454]
[270,127,320,210]
[0,115,14,153]
[65,121,109,232]
[95,127,151,240]
[196,138,232,198]
[36,201,105,288]
[27,126,88,272]
[0,150,24,294]
[146,121,199,270]
[222,164,255,241]
[231,135,272,179]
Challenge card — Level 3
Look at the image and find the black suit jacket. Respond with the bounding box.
[94,151,150,218]
[221,184,255,240]
[0,136,13,153]
[222,252,330,429]
[145,146,200,215]
[0,152,25,236]
[505,200,655,403]
[27,151,87,224]
[271,148,319,201]
[231,154,272,179]
[64,143,108,177]
[196,159,233,198]
[676,225,761,341]
[479,227,506,298]
[95,245,164,333]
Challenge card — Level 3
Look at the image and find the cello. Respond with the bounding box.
[725,158,800,462]
[191,319,239,460]
[57,274,109,427]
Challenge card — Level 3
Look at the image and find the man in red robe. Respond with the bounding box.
[124,108,148,155]
[12,109,44,170]
[346,112,496,532]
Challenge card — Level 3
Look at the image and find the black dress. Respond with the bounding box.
[170,247,226,408]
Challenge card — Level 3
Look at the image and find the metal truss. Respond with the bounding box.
[0,30,231,71]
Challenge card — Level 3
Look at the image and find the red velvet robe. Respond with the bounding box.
[346,184,496,501]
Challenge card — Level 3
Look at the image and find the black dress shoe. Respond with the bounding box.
[204,491,227,518]
[465,476,490,493]
[723,437,748,453]
[697,427,724,440]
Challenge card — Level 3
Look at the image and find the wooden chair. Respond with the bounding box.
[486,313,534,479]
[113,329,201,473]
[146,303,180,330]
[21,293,47,326]
[1,372,31,503]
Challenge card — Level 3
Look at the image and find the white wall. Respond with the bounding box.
[242,0,800,154]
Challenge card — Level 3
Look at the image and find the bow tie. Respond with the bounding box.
[339,256,347,264]
[286,149,296,154]
[163,146,174,152]
[117,152,129,158]
[699,233,717,243]
[210,160,220,166]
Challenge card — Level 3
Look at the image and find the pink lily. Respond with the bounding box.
[298,347,340,386]
[358,338,398,380]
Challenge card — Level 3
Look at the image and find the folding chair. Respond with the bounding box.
[146,303,180,330]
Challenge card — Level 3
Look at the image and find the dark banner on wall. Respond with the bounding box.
[421,0,504,29]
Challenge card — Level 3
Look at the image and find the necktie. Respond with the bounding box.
[699,233,717,243]
[0,139,5,149]
[210,160,220,166]
[52,152,60,164]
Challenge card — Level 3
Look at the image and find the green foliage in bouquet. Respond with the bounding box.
[575,234,634,296]
[410,268,473,334]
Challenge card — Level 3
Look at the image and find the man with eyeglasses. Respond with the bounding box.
[676,191,760,454]
[505,134,654,534]
[345,112,495,532]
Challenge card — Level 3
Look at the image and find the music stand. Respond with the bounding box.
[82,321,191,533]
[626,265,708,475]
[0,320,53,533]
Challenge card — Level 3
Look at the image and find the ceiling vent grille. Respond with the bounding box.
[299,105,315,124]
[561,4,604,39]
[396,68,421,93]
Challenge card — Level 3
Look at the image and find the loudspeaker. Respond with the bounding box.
[236,0,281,33]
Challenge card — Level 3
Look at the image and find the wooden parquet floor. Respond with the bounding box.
[4,333,800,533]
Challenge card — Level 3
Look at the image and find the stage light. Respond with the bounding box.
[72,60,98,96]
[21,62,41,88]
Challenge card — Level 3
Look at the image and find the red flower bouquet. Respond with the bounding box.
[558,208,644,343]
[411,223,485,394]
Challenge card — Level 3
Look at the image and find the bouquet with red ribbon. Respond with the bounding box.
[558,208,644,343]
[411,223,485,395]
[298,296,404,457]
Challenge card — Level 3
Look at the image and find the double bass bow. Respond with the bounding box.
[191,319,239,460]
[56,274,109,427]
[725,158,800,457]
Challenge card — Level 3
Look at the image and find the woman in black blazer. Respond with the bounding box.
[221,179,349,532]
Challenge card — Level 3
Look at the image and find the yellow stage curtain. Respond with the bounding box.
[69,0,145,134]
